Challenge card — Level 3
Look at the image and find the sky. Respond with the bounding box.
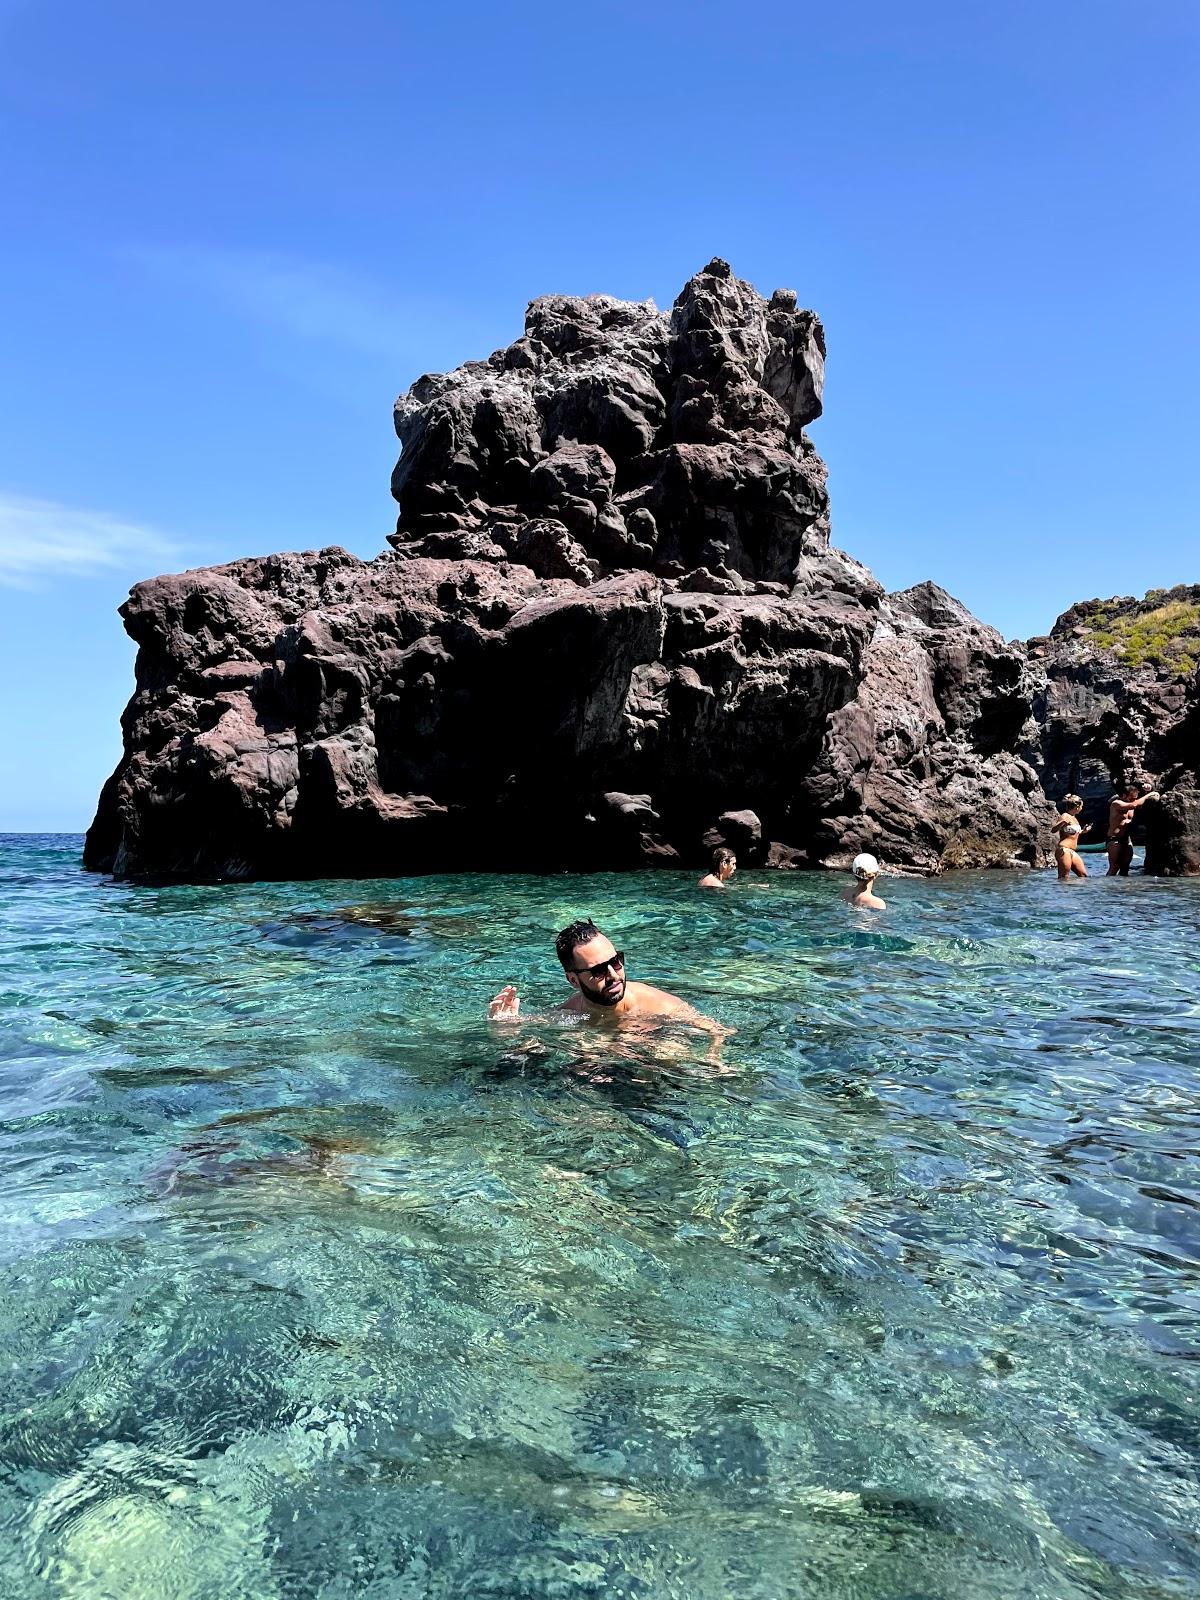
[1,0,1196,831]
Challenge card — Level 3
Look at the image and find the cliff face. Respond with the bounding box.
[801,582,1051,874]
[1024,587,1200,874]
[88,259,1170,883]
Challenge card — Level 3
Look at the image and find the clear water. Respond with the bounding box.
[1,835,1199,1600]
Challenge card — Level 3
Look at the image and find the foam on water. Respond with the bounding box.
[1,835,1198,1598]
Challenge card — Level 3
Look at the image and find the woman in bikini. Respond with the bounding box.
[1053,794,1090,880]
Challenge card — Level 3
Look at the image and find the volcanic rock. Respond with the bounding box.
[798,582,1055,873]
[87,262,1067,881]
[1024,585,1200,874]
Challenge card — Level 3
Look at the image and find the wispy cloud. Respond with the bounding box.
[0,493,178,588]
[121,244,520,388]
[126,245,419,359]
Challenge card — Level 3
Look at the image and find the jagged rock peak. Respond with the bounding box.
[388,262,829,589]
[888,580,997,634]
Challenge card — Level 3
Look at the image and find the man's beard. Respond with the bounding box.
[585,976,626,1008]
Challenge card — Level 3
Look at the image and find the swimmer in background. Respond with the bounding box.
[487,917,731,1063]
[1106,779,1160,877]
[841,852,887,910]
[698,846,737,889]
[1053,793,1091,879]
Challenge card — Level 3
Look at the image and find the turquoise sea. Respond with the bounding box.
[1,834,1199,1599]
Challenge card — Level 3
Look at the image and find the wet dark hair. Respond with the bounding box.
[713,846,736,869]
[555,918,602,971]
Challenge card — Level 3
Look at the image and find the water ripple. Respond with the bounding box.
[0,836,1198,1598]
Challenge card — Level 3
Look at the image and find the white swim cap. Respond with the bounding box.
[852,853,880,879]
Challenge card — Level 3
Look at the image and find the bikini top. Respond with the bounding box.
[1059,819,1082,837]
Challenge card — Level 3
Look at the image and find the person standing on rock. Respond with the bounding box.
[841,853,887,910]
[1105,781,1160,876]
[487,918,729,1060]
[1053,795,1091,880]
[698,847,737,889]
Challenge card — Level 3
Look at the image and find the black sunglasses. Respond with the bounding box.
[573,951,625,980]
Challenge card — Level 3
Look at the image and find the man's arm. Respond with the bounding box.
[688,1007,735,1068]
[640,986,734,1066]
[1111,793,1159,830]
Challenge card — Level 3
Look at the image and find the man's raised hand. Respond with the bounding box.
[488,984,520,1020]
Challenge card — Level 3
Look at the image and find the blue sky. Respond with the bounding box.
[1,0,1196,831]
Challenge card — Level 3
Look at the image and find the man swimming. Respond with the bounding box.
[698,846,737,889]
[1105,780,1160,876]
[487,918,728,1057]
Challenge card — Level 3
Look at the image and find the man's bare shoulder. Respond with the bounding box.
[625,981,692,1017]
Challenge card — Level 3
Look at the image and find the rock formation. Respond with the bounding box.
[1024,586,1200,874]
[88,259,1189,883]
[800,582,1050,874]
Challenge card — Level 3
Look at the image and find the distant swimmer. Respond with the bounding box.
[1053,794,1090,880]
[1105,780,1160,877]
[487,918,730,1059]
[841,852,887,910]
[698,846,737,889]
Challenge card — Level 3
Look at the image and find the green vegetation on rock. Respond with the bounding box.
[1083,597,1200,676]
